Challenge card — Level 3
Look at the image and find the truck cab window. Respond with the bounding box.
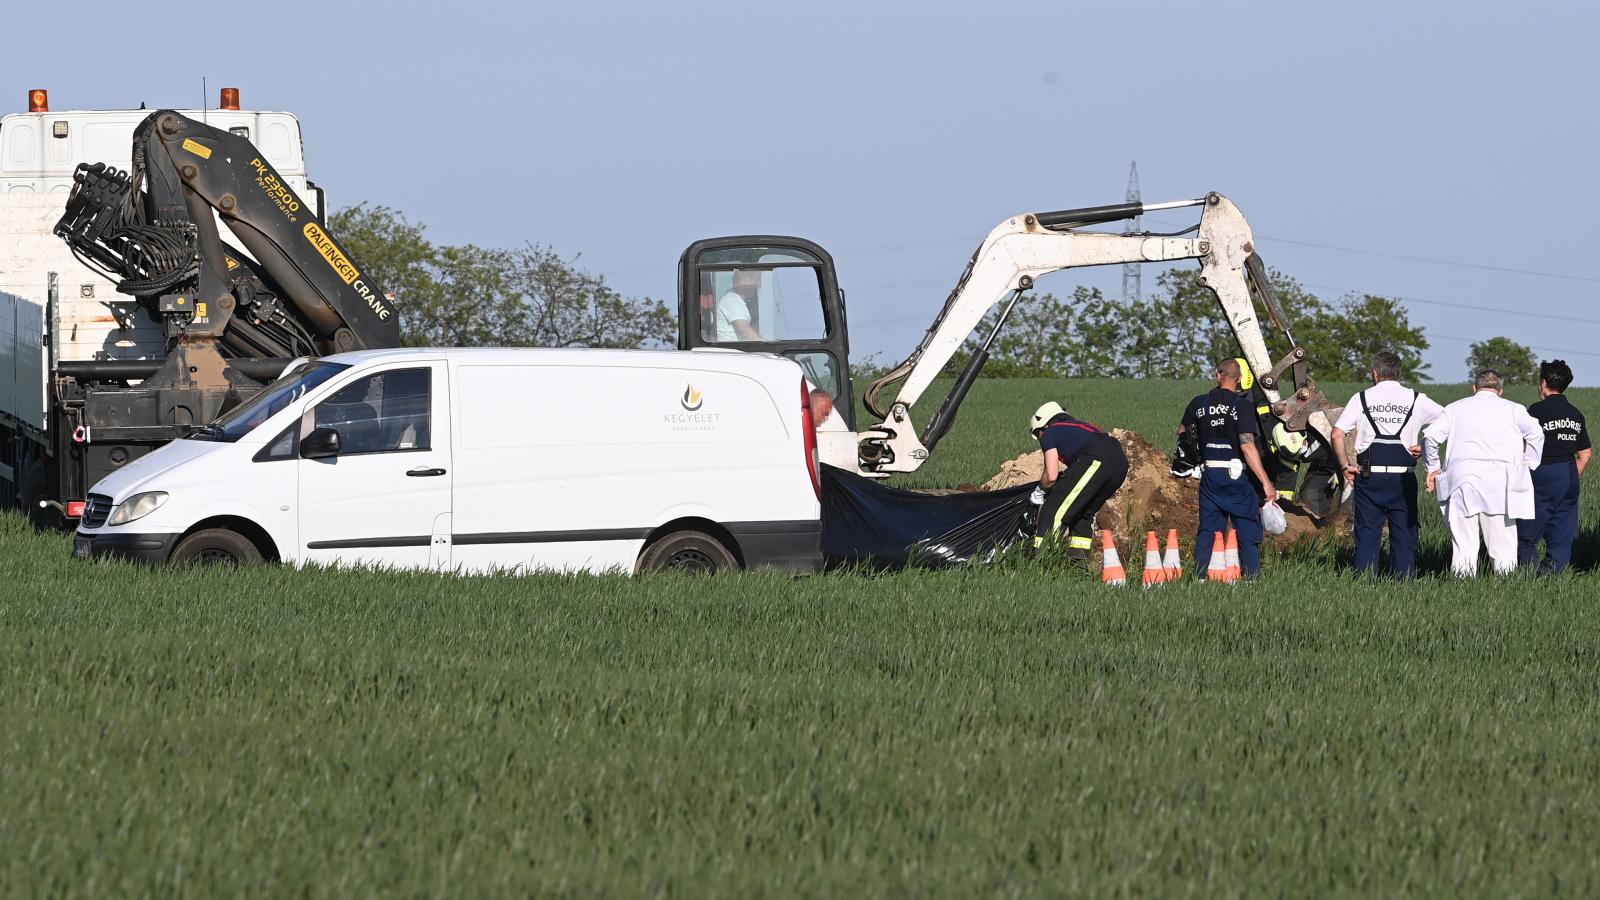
[313,368,431,454]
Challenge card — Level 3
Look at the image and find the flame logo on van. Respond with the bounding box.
[681,384,703,411]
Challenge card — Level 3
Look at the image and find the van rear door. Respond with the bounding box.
[297,360,452,569]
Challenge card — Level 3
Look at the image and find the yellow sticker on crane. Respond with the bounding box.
[181,138,213,159]
[225,256,239,271]
[303,223,360,285]
[196,303,208,318]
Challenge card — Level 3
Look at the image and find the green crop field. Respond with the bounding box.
[3,378,1599,896]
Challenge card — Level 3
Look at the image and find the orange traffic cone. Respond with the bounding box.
[1224,528,1241,582]
[1206,531,1230,583]
[1163,528,1183,580]
[1100,530,1126,586]
[1141,531,1166,587]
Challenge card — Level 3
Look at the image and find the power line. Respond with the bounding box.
[1427,332,1600,360]
[1143,215,1600,284]
[1257,236,1600,284]
[1303,283,1600,328]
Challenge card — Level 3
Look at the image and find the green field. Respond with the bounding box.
[3,378,1598,896]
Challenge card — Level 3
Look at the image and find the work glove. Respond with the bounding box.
[1029,487,1047,506]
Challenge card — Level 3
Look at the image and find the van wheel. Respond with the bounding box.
[637,530,739,575]
[172,529,262,567]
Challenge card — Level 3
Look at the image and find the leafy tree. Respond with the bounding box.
[1466,336,1537,384]
[1293,293,1431,382]
[329,204,672,349]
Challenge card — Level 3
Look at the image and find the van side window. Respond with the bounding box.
[253,424,298,462]
[312,368,431,454]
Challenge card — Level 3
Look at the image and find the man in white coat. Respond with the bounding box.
[1422,370,1545,576]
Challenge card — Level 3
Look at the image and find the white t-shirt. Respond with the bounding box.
[715,290,753,342]
[1334,380,1444,454]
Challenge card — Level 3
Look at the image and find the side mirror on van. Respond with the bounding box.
[300,426,342,460]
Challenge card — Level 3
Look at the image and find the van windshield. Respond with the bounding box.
[191,361,352,443]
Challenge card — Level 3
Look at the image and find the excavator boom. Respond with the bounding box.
[855,192,1342,485]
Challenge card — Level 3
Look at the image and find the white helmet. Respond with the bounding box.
[1030,401,1064,435]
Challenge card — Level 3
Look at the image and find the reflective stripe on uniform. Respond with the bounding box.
[1053,459,1103,535]
[1369,465,1412,474]
[1068,535,1093,549]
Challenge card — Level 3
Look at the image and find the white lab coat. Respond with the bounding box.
[1422,390,1544,518]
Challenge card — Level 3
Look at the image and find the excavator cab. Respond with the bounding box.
[677,236,854,428]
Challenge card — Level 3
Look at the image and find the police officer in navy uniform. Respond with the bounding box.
[1178,358,1278,579]
[1330,351,1443,578]
[1519,359,1591,573]
[1028,402,1129,563]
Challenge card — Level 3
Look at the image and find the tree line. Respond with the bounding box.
[334,204,1541,385]
[331,205,674,350]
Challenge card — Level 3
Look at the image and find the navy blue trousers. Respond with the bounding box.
[1193,475,1264,578]
[1352,472,1420,577]
[1517,460,1580,573]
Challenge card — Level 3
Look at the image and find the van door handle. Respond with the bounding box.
[407,467,447,477]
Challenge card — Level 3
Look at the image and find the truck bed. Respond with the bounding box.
[0,288,44,431]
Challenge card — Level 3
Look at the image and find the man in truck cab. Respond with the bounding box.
[1029,402,1129,564]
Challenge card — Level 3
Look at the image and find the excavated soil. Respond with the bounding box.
[981,428,1336,550]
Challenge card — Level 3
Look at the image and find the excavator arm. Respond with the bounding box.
[857,192,1342,479]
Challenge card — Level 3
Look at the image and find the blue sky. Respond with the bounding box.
[12,0,1597,381]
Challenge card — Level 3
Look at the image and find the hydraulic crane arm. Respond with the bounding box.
[55,110,398,361]
[857,192,1340,474]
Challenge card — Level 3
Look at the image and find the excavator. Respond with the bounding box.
[676,193,1348,518]
[39,108,398,517]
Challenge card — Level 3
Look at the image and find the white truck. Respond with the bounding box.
[0,88,387,527]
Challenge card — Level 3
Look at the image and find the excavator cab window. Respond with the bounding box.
[679,236,853,428]
[695,248,829,344]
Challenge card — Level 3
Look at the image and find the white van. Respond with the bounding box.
[70,348,824,575]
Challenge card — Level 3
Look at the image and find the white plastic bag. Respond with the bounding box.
[1261,499,1287,535]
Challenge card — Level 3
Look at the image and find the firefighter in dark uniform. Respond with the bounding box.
[1519,359,1591,573]
[1028,402,1129,562]
[1179,358,1279,578]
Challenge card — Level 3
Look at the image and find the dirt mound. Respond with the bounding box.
[982,428,1330,549]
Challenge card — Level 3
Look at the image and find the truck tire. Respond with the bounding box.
[637,530,739,575]
[171,529,263,567]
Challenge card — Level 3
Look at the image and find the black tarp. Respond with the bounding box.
[821,465,1039,569]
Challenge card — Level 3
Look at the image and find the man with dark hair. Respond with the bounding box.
[1424,369,1544,576]
[1519,360,1591,573]
[1178,358,1278,579]
[1330,350,1443,577]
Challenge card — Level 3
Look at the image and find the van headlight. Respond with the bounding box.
[107,491,168,526]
